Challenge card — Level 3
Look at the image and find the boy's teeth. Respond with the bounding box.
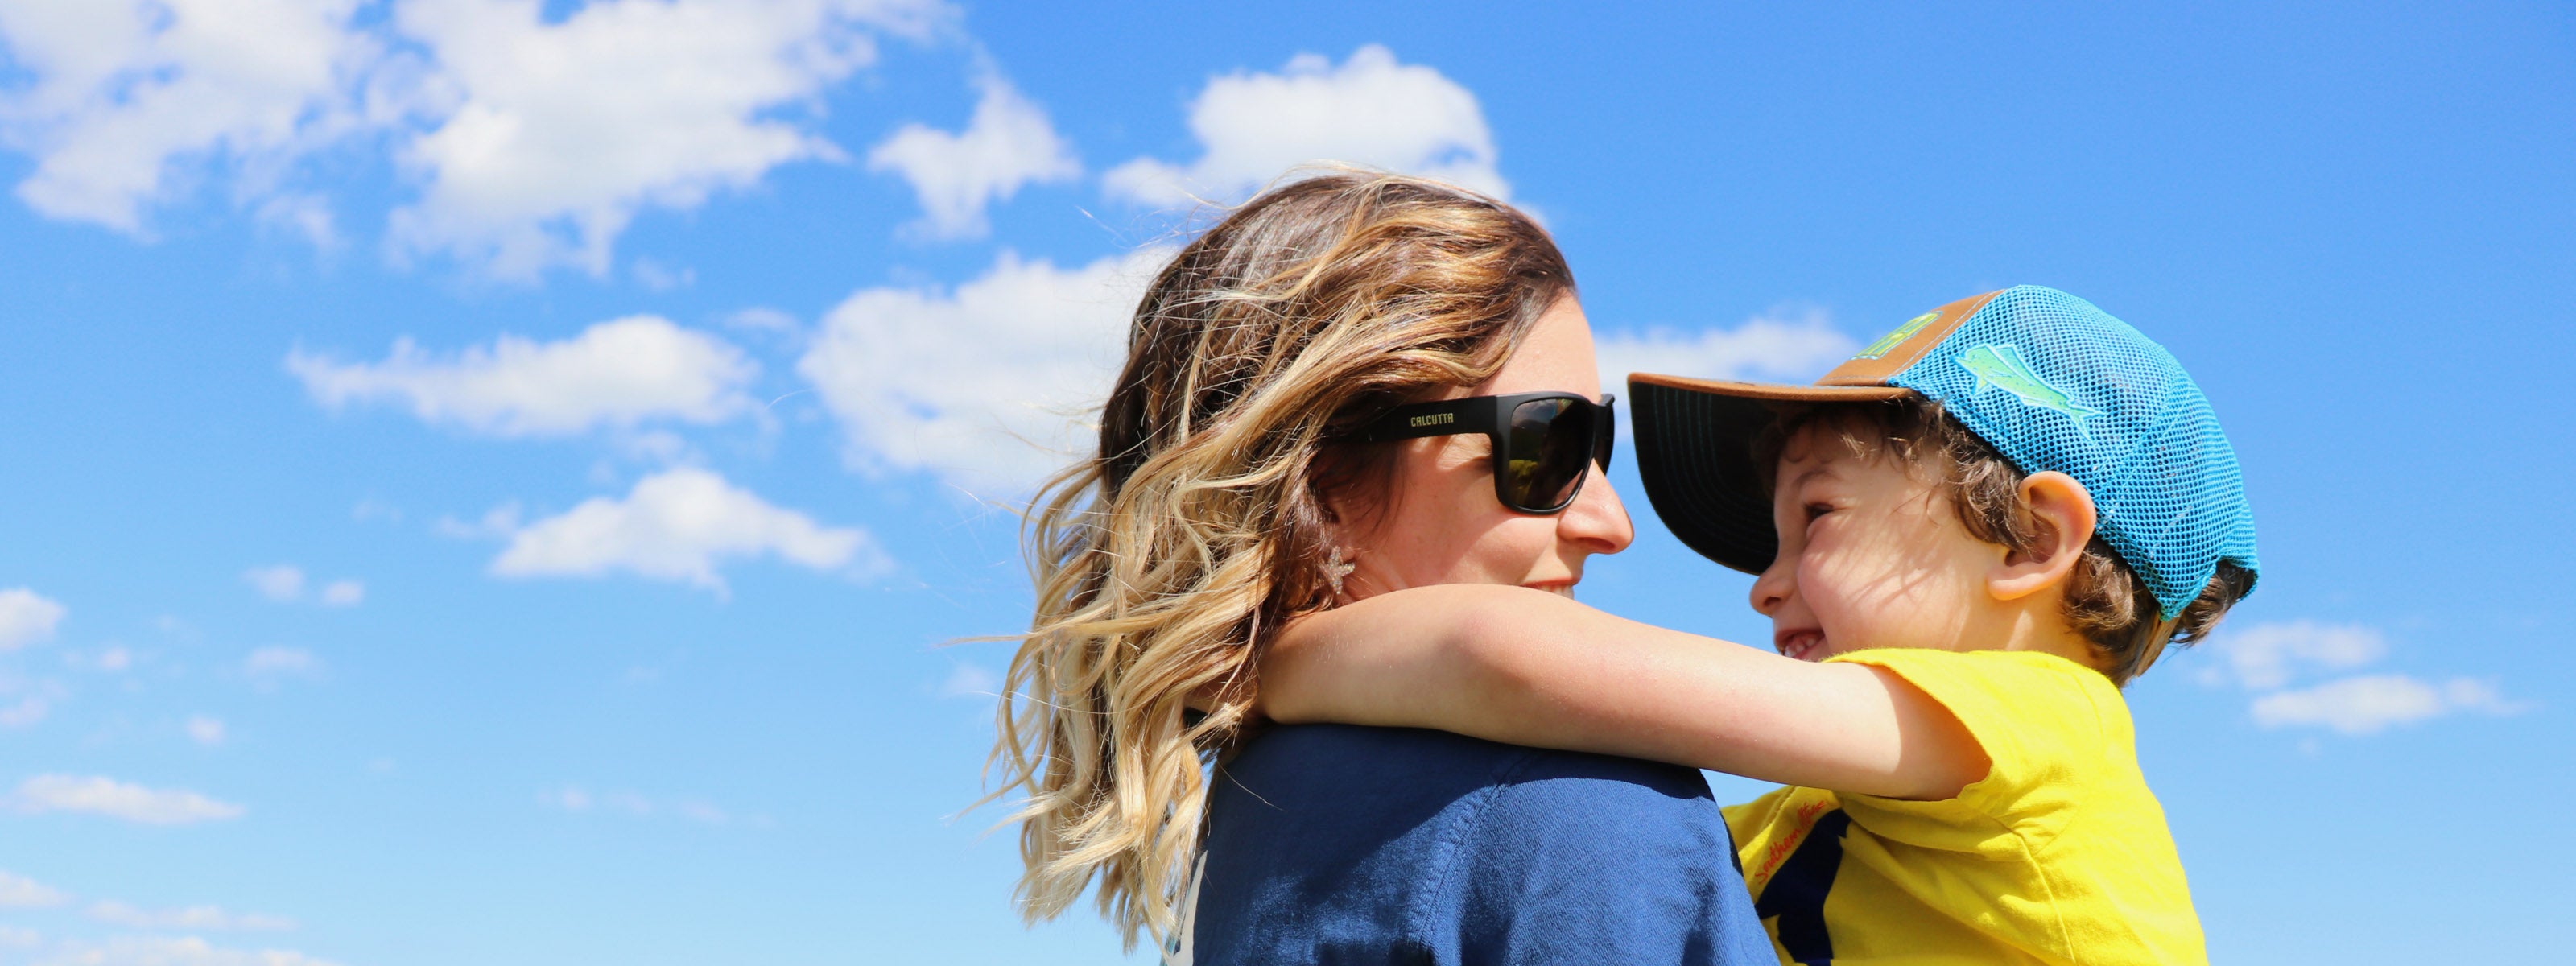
[1781,633,1822,659]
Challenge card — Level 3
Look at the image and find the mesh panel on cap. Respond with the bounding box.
[1888,286,2260,617]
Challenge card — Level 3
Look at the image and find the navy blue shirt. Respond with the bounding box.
[1190,724,1774,965]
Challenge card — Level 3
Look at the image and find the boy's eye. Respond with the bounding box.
[1803,502,1834,523]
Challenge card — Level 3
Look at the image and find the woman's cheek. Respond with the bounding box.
[1457,516,1542,584]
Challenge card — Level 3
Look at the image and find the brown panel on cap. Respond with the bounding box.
[1816,290,2002,386]
[1627,374,1915,403]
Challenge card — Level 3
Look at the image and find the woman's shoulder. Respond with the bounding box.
[1203,725,1744,945]
[1227,723,1713,808]
[1216,724,1727,866]
[1198,726,1759,964]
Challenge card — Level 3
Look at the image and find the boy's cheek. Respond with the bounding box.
[1802,576,1926,650]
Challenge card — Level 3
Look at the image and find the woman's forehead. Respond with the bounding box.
[1479,295,1597,395]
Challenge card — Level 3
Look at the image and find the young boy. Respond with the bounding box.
[1258,286,2259,965]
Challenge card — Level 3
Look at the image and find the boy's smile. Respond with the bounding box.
[1773,627,1827,662]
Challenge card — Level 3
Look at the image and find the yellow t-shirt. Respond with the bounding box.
[1723,649,2204,965]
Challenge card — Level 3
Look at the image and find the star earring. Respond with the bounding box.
[1323,546,1356,599]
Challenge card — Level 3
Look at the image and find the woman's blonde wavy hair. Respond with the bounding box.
[990,173,1574,947]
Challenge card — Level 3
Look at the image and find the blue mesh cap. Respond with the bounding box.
[1629,285,2258,618]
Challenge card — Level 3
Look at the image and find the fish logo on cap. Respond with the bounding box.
[1955,343,2100,423]
[1854,310,1941,361]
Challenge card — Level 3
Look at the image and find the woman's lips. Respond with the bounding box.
[1774,629,1826,661]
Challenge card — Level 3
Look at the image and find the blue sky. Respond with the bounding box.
[0,2,2568,964]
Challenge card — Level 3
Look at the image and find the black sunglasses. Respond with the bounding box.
[1361,392,1617,514]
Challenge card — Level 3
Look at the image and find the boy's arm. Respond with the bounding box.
[1258,584,1989,800]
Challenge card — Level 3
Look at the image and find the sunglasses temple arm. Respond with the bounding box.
[1363,399,1502,443]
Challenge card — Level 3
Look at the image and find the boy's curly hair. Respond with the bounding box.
[1757,398,2254,684]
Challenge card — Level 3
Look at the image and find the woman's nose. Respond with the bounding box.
[1558,469,1635,556]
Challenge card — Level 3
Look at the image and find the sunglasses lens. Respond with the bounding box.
[1597,397,1616,469]
[1504,398,1596,511]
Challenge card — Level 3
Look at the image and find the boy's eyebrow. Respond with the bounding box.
[1785,464,1837,492]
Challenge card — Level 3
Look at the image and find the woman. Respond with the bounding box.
[993,174,1771,964]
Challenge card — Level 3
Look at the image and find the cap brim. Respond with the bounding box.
[1627,374,1913,574]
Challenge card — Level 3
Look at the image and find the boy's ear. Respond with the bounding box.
[1988,471,2097,601]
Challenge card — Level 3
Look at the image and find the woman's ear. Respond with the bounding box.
[1988,471,2098,601]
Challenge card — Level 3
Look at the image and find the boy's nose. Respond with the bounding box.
[1748,556,1794,617]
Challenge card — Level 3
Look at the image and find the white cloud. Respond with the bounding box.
[0,869,68,908]
[631,256,695,291]
[254,189,341,248]
[0,696,47,728]
[537,784,592,812]
[609,428,695,466]
[1104,45,1504,207]
[2188,618,2533,737]
[6,774,245,824]
[185,716,226,746]
[315,580,364,607]
[0,0,943,279]
[95,646,133,672]
[939,661,997,699]
[2439,677,2534,715]
[867,71,1079,239]
[0,0,377,233]
[0,588,68,650]
[0,675,64,729]
[240,567,361,606]
[489,467,882,593]
[0,924,35,949]
[2201,620,2388,690]
[436,502,522,540]
[1593,308,1859,395]
[287,316,758,437]
[25,935,339,966]
[540,785,733,824]
[242,646,319,683]
[388,0,944,277]
[722,306,802,336]
[89,901,295,931]
[718,307,807,356]
[242,565,306,602]
[671,799,729,825]
[2251,674,2534,735]
[799,247,1166,494]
